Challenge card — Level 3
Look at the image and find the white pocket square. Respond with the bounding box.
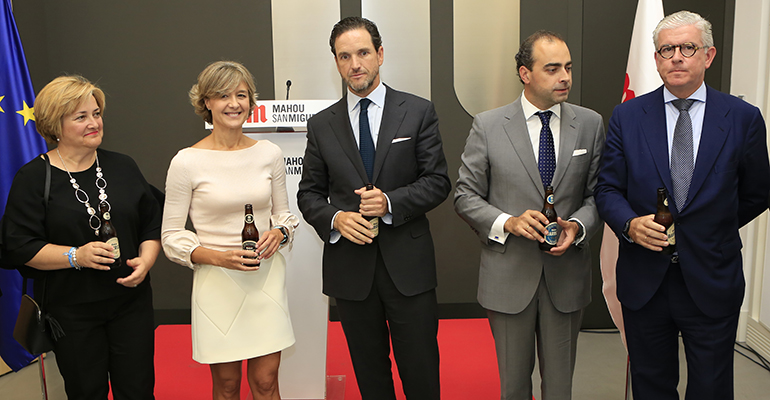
[572,149,587,156]
[392,137,411,143]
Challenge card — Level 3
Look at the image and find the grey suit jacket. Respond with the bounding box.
[454,96,605,314]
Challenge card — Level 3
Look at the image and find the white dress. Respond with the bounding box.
[161,140,298,364]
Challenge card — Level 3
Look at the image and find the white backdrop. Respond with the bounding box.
[247,128,328,400]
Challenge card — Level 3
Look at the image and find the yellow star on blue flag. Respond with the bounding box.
[15,100,34,125]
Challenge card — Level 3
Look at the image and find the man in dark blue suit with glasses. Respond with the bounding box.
[596,10,770,400]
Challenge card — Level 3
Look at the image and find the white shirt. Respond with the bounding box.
[521,91,562,164]
[663,82,707,163]
[346,81,386,149]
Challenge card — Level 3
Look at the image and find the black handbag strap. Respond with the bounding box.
[22,153,51,301]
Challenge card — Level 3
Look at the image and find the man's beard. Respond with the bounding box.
[347,70,378,94]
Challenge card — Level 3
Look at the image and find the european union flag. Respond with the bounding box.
[0,0,47,372]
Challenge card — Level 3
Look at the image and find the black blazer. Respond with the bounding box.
[298,86,451,300]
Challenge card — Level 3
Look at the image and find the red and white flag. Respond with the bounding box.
[600,0,664,348]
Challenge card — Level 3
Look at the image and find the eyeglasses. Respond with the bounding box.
[656,43,707,59]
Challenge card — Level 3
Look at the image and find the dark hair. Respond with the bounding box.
[329,16,382,56]
[515,30,566,83]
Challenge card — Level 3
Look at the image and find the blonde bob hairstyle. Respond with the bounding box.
[189,61,258,124]
[34,75,106,143]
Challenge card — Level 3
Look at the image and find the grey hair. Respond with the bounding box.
[653,10,714,49]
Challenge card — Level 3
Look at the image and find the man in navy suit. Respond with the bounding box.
[595,10,770,399]
[297,17,450,400]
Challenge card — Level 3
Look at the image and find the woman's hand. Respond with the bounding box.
[117,240,161,287]
[118,257,150,287]
[75,242,117,271]
[256,228,284,260]
[191,246,260,271]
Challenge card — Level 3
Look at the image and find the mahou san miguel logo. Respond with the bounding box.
[206,100,335,131]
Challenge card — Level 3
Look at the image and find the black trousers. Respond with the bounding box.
[623,263,739,400]
[48,285,155,400]
[335,248,440,400]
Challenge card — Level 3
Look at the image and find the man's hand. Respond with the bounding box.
[548,217,579,256]
[334,211,375,245]
[628,214,669,252]
[504,210,549,242]
[355,185,388,217]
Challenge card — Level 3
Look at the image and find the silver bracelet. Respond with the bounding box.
[70,246,83,270]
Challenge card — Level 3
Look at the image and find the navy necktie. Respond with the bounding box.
[358,98,375,182]
[670,98,695,211]
[537,111,555,188]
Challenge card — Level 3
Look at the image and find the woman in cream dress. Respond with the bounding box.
[162,61,298,400]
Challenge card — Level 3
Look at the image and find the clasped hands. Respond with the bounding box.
[334,185,388,245]
[505,210,579,256]
[190,228,285,272]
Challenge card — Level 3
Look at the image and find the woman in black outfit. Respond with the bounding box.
[2,75,161,400]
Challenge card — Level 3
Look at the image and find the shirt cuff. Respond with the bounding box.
[330,210,341,244]
[622,218,635,243]
[489,213,512,244]
[568,218,586,245]
[381,193,393,225]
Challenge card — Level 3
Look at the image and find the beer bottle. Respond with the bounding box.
[539,186,559,252]
[242,204,259,259]
[364,183,379,237]
[654,188,676,255]
[98,202,121,269]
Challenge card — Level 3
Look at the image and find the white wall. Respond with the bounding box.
[731,0,770,359]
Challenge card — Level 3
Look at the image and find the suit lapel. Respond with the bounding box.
[551,103,578,190]
[328,98,369,183]
[373,87,404,183]
[685,86,730,212]
[503,98,545,196]
[640,88,674,198]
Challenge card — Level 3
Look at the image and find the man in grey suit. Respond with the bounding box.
[454,31,604,400]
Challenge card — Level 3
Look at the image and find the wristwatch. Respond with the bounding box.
[276,226,289,245]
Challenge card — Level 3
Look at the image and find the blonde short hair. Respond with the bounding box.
[189,61,258,124]
[34,75,106,143]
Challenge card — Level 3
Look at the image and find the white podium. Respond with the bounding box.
[243,100,336,400]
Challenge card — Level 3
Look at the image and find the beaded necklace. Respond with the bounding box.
[55,149,111,236]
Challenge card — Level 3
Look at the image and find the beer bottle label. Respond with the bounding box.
[544,222,558,245]
[369,217,379,237]
[242,240,258,252]
[106,237,120,258]
[547,194,554,204]
[663,198,669,207]
[103,211,111,220]
[666,224,676,245]
[245,214,254,224]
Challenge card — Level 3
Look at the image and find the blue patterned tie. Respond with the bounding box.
[670,99,695,211]
[537,111,556,188]
[358,98,375,182]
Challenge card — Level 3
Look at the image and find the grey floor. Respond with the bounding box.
[1,331,769,399]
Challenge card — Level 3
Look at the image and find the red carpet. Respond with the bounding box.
[152,319,500,399]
